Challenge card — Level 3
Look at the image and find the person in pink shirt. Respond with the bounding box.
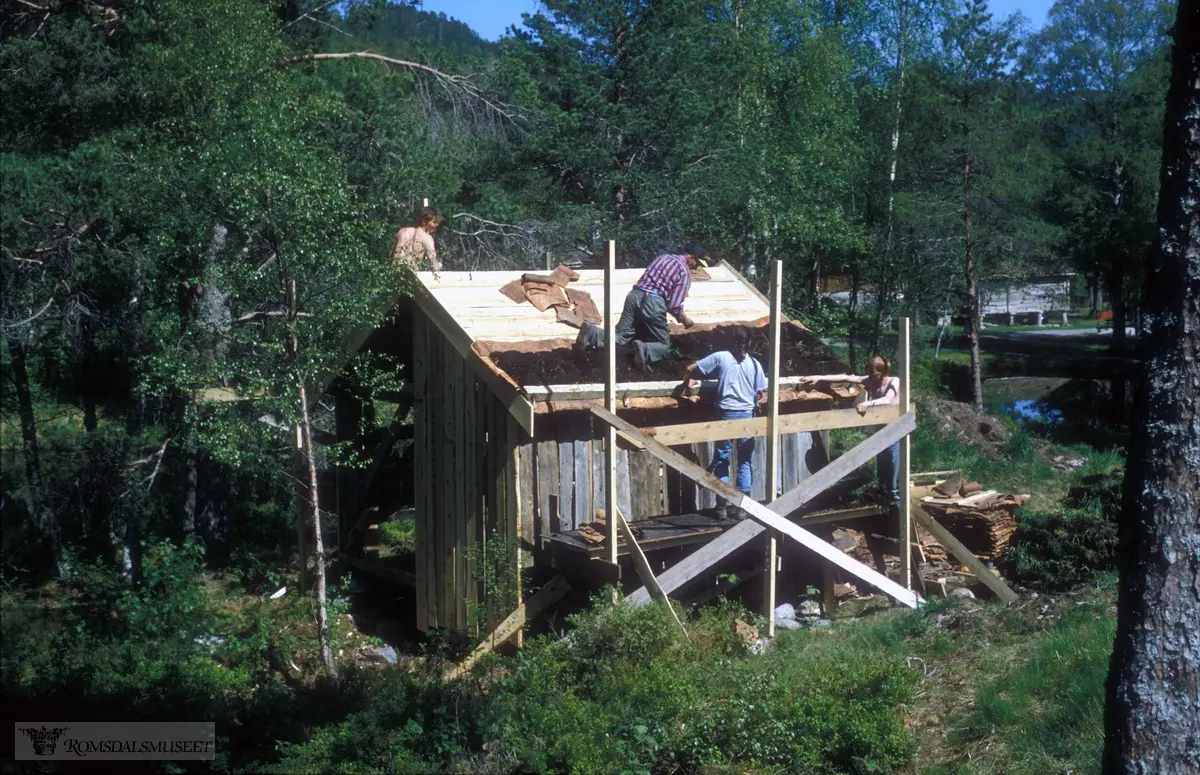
[575,243,708,371]
[800,356,902,506]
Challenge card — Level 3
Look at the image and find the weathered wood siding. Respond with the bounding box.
[416,318,830,633]
[414,321,527,633]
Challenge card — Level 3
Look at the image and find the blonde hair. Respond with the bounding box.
[867,355,891,376]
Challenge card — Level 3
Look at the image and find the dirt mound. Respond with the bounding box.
[920,398,1013,458]
[485,323,848,385]
[920,397,1088,470]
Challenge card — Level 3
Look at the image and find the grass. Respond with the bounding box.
[940,319,1102,337]
[916,580,1116,775]
[829,405,1114,511]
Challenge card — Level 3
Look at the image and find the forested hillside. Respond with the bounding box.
[2,0,1192,773]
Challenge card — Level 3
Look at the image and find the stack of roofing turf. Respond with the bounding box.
[497,265,603,328]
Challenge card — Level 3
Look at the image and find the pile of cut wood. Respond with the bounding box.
[498,265,605,329]
[918,474,1026,561]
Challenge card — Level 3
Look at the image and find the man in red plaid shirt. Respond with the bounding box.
[576,243,709,371]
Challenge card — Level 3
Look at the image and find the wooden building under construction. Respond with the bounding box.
[403,261,921,633]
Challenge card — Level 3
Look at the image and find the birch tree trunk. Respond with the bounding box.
[1103,2,1200,770]
[298,373,337,680]
[286,284,337,678]
[963,151,984,410]
[883,0,907,257]
[848,266,861,371]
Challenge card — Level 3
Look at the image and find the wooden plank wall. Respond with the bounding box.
[521,418,827,531]
[414,311,429,630]
[414,330,835,633]
[415,320,524,634]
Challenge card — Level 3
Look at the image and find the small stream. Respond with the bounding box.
[1006,399,1064,425]
[983,377,1068,426]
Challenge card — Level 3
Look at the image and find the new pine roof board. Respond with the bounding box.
[415,264,769,344]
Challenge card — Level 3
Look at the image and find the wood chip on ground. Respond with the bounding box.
[734,618,758,647]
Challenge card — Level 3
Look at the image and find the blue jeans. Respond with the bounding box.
[876,441,901,504]
[709,409,755,495]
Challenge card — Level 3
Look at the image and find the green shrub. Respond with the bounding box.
[1009,471,1121,587]
[379,517,415,552]
[257,596,917,775]
[2,539,249,726]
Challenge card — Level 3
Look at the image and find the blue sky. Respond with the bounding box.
[418,0,1056,42]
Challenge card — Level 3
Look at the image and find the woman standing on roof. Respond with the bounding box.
[679,326,768,499]
[799,356,901,506]
[391,206,443,278]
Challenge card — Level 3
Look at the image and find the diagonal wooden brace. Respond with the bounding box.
[597,406,920,608]
[911,499,1019,604]
[616,507,690,641]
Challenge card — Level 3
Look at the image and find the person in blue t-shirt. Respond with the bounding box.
[678,326,768,496]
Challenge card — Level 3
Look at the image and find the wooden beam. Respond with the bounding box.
[625,411,918,605]
[444,575,572,681]
[644,405,903,446]
[412,284,536,436]
[523,375,818,402]
[796,504,886,526]
[605,240,619,561]
[771,412,917,517]
[910,499,1019,604]
[911,469,960,483]
[549,553,623,585]
[763,260,782,635]
[616,508,689,640]
[594,406,921,608]
[339,551,417,587]
[898,317,913,591]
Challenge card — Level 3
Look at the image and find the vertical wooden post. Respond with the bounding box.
[295,425,310,592]
[605,240,619,564]
[763,260,782,635]
[898,317,913,591]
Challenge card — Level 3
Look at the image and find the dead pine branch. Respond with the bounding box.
[1,297,55,330]
[233,309,311,325]
[278,51,521,125]
[143,437,172,491]
[281,0,349,36]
